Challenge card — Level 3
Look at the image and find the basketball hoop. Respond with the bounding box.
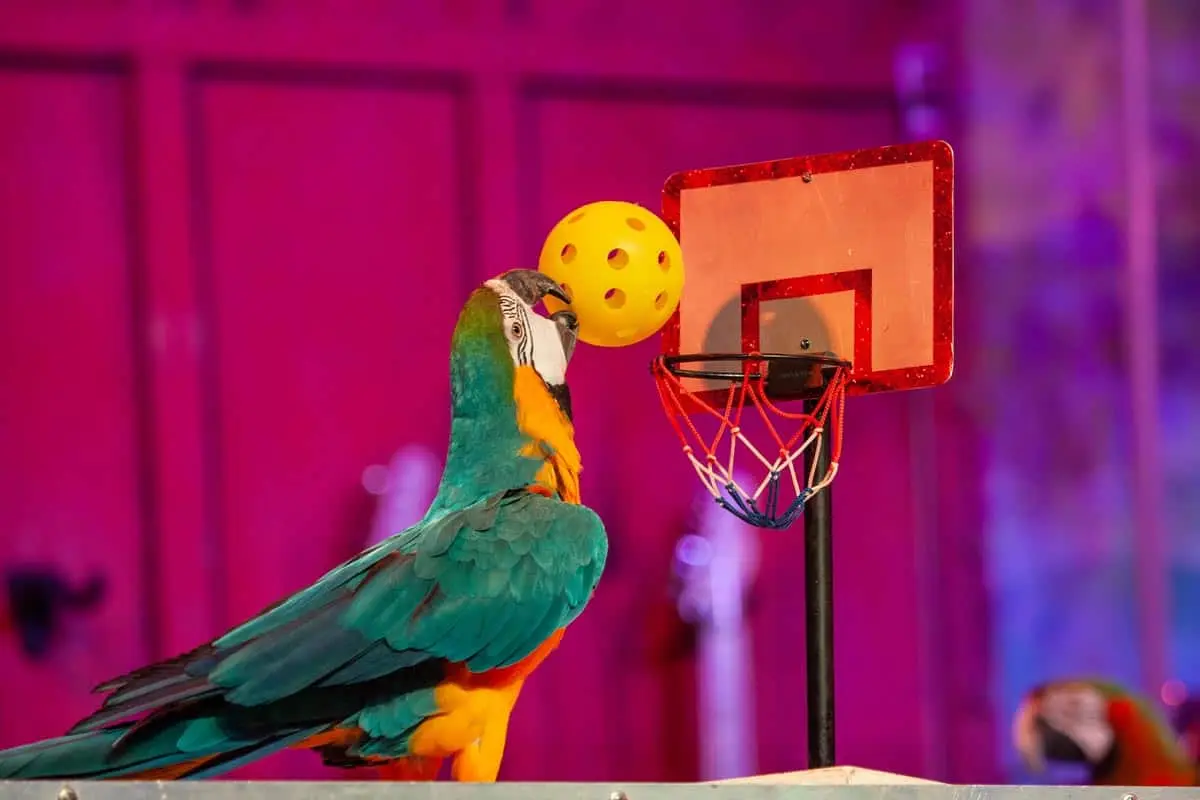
[655,140,954,769]
[652,352,849,530]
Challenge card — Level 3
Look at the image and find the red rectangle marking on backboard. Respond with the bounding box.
[741,271,873,377]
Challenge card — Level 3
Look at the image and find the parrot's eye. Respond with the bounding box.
[509,320,524,339]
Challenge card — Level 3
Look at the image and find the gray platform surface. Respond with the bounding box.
[0,783,1189,800]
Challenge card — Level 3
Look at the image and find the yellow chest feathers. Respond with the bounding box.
[512,366,581,504]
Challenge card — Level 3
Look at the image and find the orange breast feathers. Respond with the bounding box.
[371,629,568,782]
[512,366,581,504]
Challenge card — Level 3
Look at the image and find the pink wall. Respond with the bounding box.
[0,1,995,783]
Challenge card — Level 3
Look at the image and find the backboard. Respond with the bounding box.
[661,140,954,404]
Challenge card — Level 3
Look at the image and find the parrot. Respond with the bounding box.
[1013,678,1199,786]
[0,268,607,783]
[1173,696,1200,765]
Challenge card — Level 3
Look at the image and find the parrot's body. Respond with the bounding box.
[0,270,605,783]
[1014,678,1198,786]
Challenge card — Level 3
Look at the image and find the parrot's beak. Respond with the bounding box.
[547,310,578,420]
[499,269,571,307]
[551,309,579,363]
[1014,695,1047,772]
[1013,685,1115,775]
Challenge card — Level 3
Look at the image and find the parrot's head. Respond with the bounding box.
[448,269,578,413]
[1014,680,1117,776]
[438,269,583,506]
[484,269,579,418]
[1013,678,1196,785]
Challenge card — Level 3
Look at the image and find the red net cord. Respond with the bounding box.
[652,355,848,529]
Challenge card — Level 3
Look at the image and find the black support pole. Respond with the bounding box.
[802,397,835,769]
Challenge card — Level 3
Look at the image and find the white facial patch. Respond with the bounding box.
[1040,684,1114,763]
[486,279,569,386]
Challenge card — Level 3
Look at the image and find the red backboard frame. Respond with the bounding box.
[661,139,954,404]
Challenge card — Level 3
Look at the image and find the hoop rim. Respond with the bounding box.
[655,351,851,383]
[649,351,850,530]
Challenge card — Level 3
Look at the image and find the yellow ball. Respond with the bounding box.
[537,200,685,348]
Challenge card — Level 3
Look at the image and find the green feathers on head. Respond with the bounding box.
[448,288,515,418]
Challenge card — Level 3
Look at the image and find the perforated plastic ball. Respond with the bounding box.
[537,201,685,348]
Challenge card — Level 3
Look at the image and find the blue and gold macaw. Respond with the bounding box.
[0,269,607,782]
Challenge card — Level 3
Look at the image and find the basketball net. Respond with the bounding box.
[652,355,848,530]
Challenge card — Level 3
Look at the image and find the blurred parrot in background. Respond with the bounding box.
[1173,696,1200,765]
[0,269,607,783]
[1014,678,1198,786]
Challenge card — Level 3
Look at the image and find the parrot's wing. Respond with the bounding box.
[71,489,607,732]
[343,489,608,674]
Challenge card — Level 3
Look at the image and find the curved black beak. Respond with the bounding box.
[1036,717,1091,765]
[499,269,571,306]
[552,309,579,362]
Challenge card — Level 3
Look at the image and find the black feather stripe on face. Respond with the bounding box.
[497,295,533,367]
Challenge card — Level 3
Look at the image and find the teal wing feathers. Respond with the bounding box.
[67,490,607,743]
[0,489,606,779]
[344,490,607,672]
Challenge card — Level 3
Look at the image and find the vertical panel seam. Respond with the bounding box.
[184,63,229,632]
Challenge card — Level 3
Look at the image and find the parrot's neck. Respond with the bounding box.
[1097,697,1197,786]
[427,331,547,514]
[512,365,581,504]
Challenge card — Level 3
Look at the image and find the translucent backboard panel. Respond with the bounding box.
[661,141,954,403]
